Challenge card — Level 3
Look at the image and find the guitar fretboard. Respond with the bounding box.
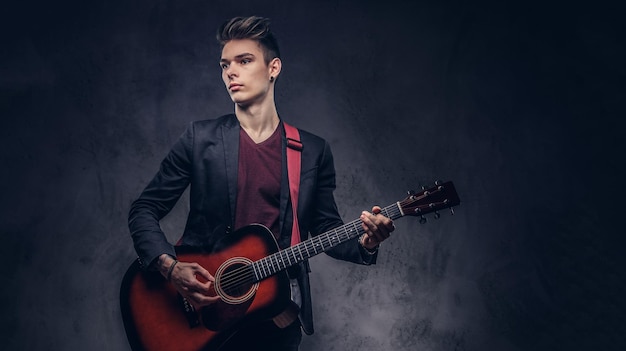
[250,203,404,282]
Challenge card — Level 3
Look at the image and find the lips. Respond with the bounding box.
[229,83,243,91]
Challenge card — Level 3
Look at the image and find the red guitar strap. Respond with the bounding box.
[284,122,302,247]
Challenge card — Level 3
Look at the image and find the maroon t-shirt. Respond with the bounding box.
[234,125,282,238]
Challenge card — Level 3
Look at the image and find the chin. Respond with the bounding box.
[233,99,252,108]
[230,95,245,104]
[232,95,260,107]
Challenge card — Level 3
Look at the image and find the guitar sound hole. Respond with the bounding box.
[221,263,253,298]
[215,257,258,304]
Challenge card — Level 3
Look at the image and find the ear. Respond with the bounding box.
[268,57,282,79]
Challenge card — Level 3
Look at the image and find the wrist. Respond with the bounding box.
[166,260,179,281]
[158,254,176,277]
[359,234,379,254]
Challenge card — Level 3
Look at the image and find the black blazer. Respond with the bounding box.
[128,114,376,334]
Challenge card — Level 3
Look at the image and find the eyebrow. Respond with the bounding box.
[220,53,255,63]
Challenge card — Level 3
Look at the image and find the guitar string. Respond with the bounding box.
[216,198,431,292]
[217,204,406,292]
[216,217,368,291]
[217,213,376,287]
[220,184,457,291]
[216,201,411,291]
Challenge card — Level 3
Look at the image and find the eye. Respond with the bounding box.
[220,63,229,69]
[241,58,251,65]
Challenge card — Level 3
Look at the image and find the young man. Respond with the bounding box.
[128,16,394,350]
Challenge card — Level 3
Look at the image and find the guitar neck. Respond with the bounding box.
[250,203,404,282]
[250,180,460,283]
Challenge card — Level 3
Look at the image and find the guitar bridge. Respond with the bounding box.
[179,295,200,328]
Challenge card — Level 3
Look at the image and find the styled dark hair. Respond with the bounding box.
[216,16,281,64]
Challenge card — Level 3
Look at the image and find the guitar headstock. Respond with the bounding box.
[399,181,460,222]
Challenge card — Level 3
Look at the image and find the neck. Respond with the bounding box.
[235,101,280,143]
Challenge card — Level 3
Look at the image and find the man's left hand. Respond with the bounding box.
[360,206,395,250]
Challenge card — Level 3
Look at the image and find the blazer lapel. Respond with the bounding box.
[221,115,240,227]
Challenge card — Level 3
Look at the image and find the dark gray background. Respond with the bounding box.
[2,0,625,350]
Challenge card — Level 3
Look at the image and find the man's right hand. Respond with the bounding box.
[157,254,221,309]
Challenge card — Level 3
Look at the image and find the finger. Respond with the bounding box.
[361,229,386,250]
[371,206,382,215]
[187,280,212,295]
[191,291,221,305]
[172,263,210,293]
[361,233,378,247]
[190,262,214,282]
[176,263,212,294]
[182,273,212,294]
[369,207,395,235]
[186,291,219,309]
[360,211,378,235]
[369,218,392,242]
[378,217,394,234]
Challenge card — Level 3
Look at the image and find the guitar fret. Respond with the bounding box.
[283,250,290,267]
[338,228,346,242]
[274,253,280,271]
[382,206,390,218]
[270,255,278,274]
[298,244,304,260]
[276,252,283,270]
[283,250,291,267]
[264,257,272,277]
[394,203,402,219]
[314,235,322,253]
[256,259,263,278]
[258,258,266,278]
[321,233,329,250]
[252,262,260,281]
[278,253,283,271]
[290,248,297,265]
[266,257,273,275]
[350,221,360,239]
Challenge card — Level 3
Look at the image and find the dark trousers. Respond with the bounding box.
[219,320,302,351]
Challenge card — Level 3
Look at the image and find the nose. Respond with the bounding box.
[225,65,237,79]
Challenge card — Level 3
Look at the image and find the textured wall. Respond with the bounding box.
[1,0,625,350]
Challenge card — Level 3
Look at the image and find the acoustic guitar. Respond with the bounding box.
[120,181,460,350]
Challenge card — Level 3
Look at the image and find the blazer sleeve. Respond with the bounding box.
[128,123,194,269]
[309,140,378,265]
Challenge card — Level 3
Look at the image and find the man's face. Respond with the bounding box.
[220,39,275,106]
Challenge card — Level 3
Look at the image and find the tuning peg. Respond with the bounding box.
[421,185,427,190]
[407,190,415,195]
[434,211,440,219]
[419,216,427,224]
[435,180,442,186]
[450,207,455,215]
